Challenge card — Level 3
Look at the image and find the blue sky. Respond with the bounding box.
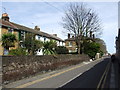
[2,1,118,54]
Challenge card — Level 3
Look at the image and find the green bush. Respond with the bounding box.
[99,50,104,57]
[55,46,68,54]
[42,40,57,55]
[2,33,17,55]
[83,42,100,58]
[9,48,28,56]
[23,33,43,55]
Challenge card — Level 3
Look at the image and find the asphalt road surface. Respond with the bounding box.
[58,58,110,88]
[4,57,110,89]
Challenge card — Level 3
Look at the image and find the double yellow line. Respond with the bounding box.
[97,60,111,89]
[15,63,85,88]
[10,59,101,88]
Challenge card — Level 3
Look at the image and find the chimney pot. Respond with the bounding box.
[34,26,40,31]
[2,13,9,21]
[53,34,57,37]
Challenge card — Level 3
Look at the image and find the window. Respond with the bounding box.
[44,37,46,42]
[21,31,24,36]
[3,48,9,55]
[8,28,13,33]
[69,41,72,47]
[38,49,41,52]
[38,36,41,40]
[20,31,25,41]
[20,41,24,48]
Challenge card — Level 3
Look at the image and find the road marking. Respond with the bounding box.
[58,73,82,88]
[16,64,85,88]
[97,60,110,89]
[15,59,102,88]
[101,61,111,88]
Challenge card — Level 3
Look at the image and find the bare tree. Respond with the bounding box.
[62,3,102,54]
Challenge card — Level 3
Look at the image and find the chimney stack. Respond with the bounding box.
[93,34,95,39]
[53,34,57,37]
[2,13,9,21]
[90,31,92,38]
[34,26,40,31]
[68,33,70,39]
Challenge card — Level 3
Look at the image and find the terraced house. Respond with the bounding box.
[0,13,64,55]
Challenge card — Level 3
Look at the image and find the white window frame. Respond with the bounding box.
[8,28,13,34]
[69,41,72,47]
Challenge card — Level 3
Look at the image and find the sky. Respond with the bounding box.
[1,1,118,54]
[118,2,120,28]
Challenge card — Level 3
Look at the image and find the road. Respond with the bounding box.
[59,58,110,88]
[4,57,110,89]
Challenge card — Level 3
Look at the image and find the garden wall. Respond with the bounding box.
[2,54,89,84]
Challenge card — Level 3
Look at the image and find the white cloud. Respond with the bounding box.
[32,12,64,25]
[100,22,118,53]
[2,2,118,54]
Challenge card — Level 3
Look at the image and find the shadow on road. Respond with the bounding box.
[57,58,110,89]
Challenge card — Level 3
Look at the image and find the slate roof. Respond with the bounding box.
[0,19,64,42]
[65,36,93,41]
[65,37,76,41]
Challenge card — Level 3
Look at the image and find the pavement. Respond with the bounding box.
[3,57,109,89]
[109,63,115,88]
[109,57,120,88]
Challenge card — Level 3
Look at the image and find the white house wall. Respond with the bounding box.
[60,42,63,46]
[63,42,65,46]
[35,35,64,55]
